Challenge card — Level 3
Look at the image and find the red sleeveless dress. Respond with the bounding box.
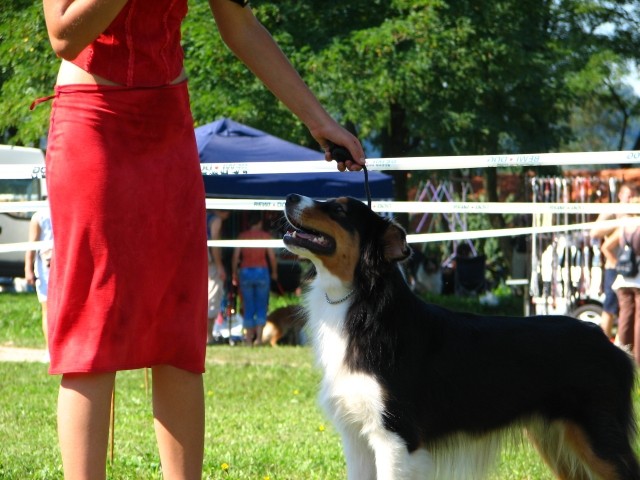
[46,0,208,374]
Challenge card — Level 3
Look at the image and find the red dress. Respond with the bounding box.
[46,0,208,374]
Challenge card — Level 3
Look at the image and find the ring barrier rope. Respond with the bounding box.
[0,240,53,254]
[202,217,639,248]
[3,149,640,179]
[4,200,640,215]
[2,217,637,253]
[218,200,638,214]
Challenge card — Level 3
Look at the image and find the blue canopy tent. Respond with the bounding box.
[195,118,393,199]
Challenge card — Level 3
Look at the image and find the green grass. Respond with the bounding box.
[0,292,636,479]
[0,292,44,348]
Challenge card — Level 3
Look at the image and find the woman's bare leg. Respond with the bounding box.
[57,372,116,480]
[152,365,204,480]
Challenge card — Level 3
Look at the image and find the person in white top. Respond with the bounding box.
[25,207,53,350]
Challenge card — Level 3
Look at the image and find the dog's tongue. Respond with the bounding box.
[291,230,314,240]
[288,230,329,245]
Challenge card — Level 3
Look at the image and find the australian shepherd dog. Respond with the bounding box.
[283,193,639,480]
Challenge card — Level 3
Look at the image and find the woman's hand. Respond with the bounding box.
[312,123,366,172]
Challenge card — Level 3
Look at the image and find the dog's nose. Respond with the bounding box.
[286,194,302,205]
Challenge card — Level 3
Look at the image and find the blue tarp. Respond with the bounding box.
[195,118,394,199]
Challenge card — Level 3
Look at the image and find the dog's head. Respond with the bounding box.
[283,194,410,284]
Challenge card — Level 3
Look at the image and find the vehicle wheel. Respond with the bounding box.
[570,304,603,326]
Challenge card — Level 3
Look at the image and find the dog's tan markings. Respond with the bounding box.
[528,420,619,480]
[319,228,360,282]
[562,422,620,480]
[298,198,359,282]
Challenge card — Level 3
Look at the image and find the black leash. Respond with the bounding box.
[328,144,372,208]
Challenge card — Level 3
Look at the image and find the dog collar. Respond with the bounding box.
[325,289,355,305]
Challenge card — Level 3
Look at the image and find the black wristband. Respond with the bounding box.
[228,0,249,6]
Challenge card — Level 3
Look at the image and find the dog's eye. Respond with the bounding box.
[330,204,347,216]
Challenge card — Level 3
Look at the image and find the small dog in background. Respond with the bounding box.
[262,305,306,346]
[283,193,639,480]
[405,247,442,295]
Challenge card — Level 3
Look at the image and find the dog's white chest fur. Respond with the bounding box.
[306,278,437,479]
[305,281,385,431]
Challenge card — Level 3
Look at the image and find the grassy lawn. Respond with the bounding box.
[1,292,44,348]
[0,292,634,479]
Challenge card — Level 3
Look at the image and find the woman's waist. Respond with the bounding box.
[56,60,187,87]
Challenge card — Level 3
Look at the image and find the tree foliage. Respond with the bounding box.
[1,0,638,165]
[0,0,58,145]
[1,0,638,274]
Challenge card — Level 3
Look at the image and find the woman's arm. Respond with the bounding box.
[24,215,41,285]
[602,227,621,266]
[267,248,278,280]
[590,212,616,239]
[208,0,365,170]
[231,247,241,284]
[42,0,128,60]
[209,215,227,281]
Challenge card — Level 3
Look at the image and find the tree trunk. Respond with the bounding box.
[380,102,410,228]
[484,168,513,272]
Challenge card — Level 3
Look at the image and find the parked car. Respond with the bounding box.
[0,145,46,280]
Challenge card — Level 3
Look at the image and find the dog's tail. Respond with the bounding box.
[528,355,640,480]
[527,417,640,480]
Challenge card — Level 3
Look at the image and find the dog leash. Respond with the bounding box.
[328,144,372,208]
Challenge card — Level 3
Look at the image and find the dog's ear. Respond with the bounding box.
[383,223,411,262]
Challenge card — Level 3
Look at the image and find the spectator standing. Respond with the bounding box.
[590,182,637,338]
[207,209,230,345]
[25,207,53,351]
[232,212,278,346]
[39,0,365,478]
[603,201,640,364]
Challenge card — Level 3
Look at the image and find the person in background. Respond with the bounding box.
[591,182,637,338]
[40,0,365,478]
[25,207,53,352]
[207,209,230,345]
[603,197,640,364]
[232,211,278,346]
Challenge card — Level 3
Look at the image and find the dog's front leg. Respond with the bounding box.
[338,426,377,480]
[370,430,433,480]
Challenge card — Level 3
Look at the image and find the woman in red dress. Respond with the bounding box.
[42,1,365,478]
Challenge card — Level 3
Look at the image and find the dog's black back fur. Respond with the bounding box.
[341,199,638,474]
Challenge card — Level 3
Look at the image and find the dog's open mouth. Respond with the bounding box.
[283,222,336,255]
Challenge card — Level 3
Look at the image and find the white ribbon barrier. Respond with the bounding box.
[200,149,640,173]
[2,149,640,179]
[2,202,640,252]
[0,240,53,254]
[1,217,635,253]
[201,217,638,248]
[4,200,640,215]
[0,201,49,213]
[407,217,640,244]
[212,199,640,215]
[210,218,638,248]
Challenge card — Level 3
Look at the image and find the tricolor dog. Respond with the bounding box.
[283,193,639,480]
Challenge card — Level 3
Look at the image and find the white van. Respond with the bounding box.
[0,145,46,279]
